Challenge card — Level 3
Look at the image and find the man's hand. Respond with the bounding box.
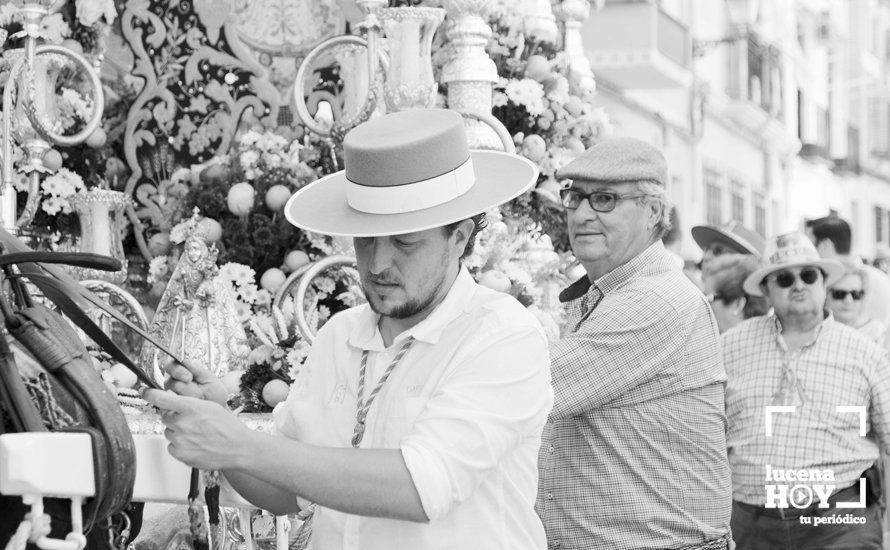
[141,389,252,470]
[162,359,228,405]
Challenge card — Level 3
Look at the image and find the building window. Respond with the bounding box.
[877,206,884,243]
[754,198,766,237]
[705,175,723,226]
[747,36,784,120]
[731,186,745,223]
[882,210,890,243]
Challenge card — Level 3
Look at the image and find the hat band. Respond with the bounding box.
[346,157,475,215]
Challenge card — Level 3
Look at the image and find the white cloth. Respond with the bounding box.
[273,267,553,550]
[857,318,887,346]
[862,265,890,329]
[861,264,890,350]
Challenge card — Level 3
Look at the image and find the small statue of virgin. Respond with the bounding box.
[140,212,249,381]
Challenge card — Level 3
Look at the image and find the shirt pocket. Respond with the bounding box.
[383,397,428,447]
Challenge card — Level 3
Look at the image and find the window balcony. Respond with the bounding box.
[579,0,692,89]
[833,125,862,175]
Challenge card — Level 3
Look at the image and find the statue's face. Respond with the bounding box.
[186,238,206,263]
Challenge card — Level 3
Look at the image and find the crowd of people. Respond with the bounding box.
[142,110,890,550]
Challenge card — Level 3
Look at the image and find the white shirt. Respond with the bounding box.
[274,267,553,550]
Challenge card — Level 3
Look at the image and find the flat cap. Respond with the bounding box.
[557,137,667,186]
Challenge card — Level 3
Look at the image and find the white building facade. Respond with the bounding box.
[578,0,890,260]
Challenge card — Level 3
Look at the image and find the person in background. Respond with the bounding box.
[806,214,890,348]
[701,254,769,333]
[724,231,890,549]
[538,137,732,550]
[826,257,887,345]
[692,220,765,274]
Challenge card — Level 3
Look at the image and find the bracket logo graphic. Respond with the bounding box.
[762,406,867,509]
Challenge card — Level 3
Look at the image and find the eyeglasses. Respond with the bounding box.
[767,268,822,289]
[829,289,865,301]
[705,293,727,304]
[559,188,652,212]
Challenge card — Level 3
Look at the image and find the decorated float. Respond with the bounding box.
[0,0,610,548]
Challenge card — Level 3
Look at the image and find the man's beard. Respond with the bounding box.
[366,277,444,319]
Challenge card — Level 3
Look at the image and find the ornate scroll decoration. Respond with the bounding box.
[120,0,281,260]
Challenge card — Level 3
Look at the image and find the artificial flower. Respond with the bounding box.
[75,0,117,27]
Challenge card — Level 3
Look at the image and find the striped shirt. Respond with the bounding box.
[536,241,732,550]
[723,313,890,505]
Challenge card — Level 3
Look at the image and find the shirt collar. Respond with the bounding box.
[559,240,667,303]
[349,265,477,351]
[767,309,834,350]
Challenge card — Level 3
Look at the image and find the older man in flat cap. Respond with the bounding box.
[536,137,732,550]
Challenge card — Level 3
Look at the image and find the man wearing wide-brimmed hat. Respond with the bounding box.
[143,109,554,550]
[537,137,732,550]
[692,219,766,269]
[723,231,890,549]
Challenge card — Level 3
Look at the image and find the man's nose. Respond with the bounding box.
[367,239,396,274]
[572,198,600,221]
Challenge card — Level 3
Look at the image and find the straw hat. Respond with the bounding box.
[284,109,538,237]
[742,231,844,296]
[691,220,765,257]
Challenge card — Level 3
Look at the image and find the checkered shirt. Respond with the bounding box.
[537,241,732,550]
[722,313,890,505]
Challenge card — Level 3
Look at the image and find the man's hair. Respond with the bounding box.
[703,254,769,319]
[805,215,851,254]
[634,180,673,240]
[443,213,487,260]
[661,208,681,246]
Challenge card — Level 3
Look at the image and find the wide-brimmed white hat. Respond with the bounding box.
[743,231,844,296]
[285,109,538,237]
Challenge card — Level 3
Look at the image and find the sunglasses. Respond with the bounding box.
[767,268,823,289]
[559,188,652,213]
[707,243,732,257]
[829,289,865,301]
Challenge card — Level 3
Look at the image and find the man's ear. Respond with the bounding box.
[450,218,476,259]
[815,239,834,257]
[646,201,661,231]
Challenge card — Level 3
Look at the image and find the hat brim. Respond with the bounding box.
[691,225,759,256]
[284,151,538,237]
[743,259,845,296]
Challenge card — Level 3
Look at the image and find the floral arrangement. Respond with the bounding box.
[481,0,612,251]
[0,0,115,49]
[466,208,568,341]
[230,301,311,413]
[0,0,129,244]
[223,259,364,413]
[145,127,325,299]
[486,0,612,183]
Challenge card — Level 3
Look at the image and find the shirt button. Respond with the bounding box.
[548,445,555,453]
[546,492,553,500]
